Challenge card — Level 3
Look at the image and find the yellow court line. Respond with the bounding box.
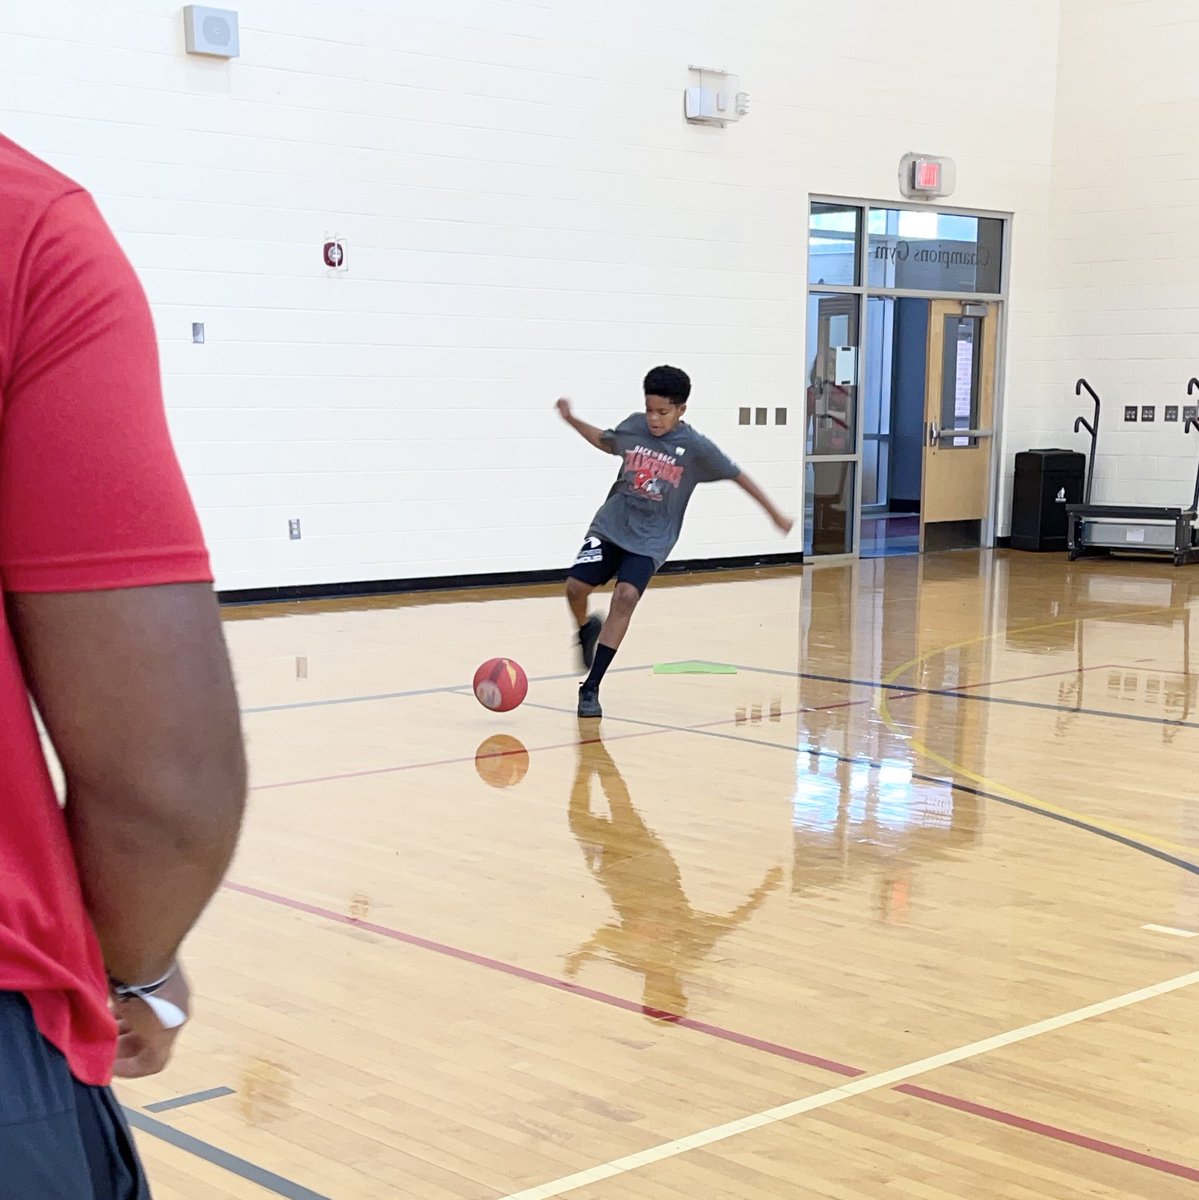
[875,604,1196,859]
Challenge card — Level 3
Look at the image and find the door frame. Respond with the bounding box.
[806,197,1012,562]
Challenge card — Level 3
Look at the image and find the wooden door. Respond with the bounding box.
[921,300,998,551]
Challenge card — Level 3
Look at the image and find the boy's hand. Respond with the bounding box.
[734,474,796,535]
[556,397,574,420]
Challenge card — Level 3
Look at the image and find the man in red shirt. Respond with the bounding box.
[0,135,246,1196]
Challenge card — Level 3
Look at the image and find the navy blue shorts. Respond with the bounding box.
[0,991,149,1199]
[568,537,657,595]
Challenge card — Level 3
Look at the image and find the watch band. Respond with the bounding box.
[108,962,187,1030]
[109,963,177,1000]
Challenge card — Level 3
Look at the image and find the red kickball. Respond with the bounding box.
[472,658,529,713]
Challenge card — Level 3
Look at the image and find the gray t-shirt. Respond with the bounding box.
[588,415,741,567]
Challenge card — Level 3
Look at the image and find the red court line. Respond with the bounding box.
[222,880,1199,1186]
[239,664,1199,1178]
[221,880,860,1078]
[250,697,874,792]
[895,1085,1199,1183]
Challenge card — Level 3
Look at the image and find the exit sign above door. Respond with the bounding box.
[899,153,956,199]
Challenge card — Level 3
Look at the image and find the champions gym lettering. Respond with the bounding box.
[874,241,992,268]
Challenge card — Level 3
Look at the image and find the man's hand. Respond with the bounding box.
[113,966,191,1078]
[774,513,795,536]
[556,397,573,420]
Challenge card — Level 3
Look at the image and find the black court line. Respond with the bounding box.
[519,700,1199,879]
[730,664,1199,733]
[144,1086,235,1113]
[241,663,650,715]
[124,1109,331,1199]
[243,659,1199,732]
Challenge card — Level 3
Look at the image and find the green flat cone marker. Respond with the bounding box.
[653,661,738,675]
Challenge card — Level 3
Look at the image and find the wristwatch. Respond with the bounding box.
[108,962,187,1030]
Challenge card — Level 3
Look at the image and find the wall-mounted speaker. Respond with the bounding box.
[184,6,240,59]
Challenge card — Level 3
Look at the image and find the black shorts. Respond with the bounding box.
[568,537,657,595]
[0,991,149,1199]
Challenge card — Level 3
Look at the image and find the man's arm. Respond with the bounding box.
[0,189,247,1077]
[734,472,795,535]
[556,397,616,453]
[9,584,246,990]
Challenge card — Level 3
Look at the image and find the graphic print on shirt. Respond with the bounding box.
[624,445,684,502]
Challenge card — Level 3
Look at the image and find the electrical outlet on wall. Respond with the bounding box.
[288,519,302,540]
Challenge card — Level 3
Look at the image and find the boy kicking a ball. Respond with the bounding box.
[557,365,794,719]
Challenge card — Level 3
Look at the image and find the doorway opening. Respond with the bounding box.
[859,298,998,557]
[806,202,1008,560]
[861,297,925,556]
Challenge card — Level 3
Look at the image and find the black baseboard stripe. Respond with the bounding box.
[218,552,804,606]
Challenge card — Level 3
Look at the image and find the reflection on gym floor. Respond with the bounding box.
[791,753,981,917]
[566,738,782,1020]
[1002,567,1199,742]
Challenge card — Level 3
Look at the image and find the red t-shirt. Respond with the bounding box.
[0,136,212,1086]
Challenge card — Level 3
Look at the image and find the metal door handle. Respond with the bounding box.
[931,426,993,443]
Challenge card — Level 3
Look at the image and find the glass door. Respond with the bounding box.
[805,292,858,557]
[805,200,864,559]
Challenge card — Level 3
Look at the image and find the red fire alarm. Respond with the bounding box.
[323,240,347,270]
[899,153,955,199]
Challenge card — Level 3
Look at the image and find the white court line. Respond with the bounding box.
[500,969,1199,1200]
[1142,923,1199,938]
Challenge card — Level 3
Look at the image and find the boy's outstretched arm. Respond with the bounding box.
[734,472,795,535]
[556,397,615,453]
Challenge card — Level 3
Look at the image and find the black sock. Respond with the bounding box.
[583,644,616,691]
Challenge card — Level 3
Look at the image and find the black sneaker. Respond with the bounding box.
[577,684,603,719]
[577,615,602,672]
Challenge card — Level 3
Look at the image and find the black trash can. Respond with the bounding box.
[1010,449,1086,551]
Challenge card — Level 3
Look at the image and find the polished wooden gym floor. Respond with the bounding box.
[117,551,1199,1198]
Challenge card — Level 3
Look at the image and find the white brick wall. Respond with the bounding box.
[0,0,1061,587]
[1040,0,1199,513]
